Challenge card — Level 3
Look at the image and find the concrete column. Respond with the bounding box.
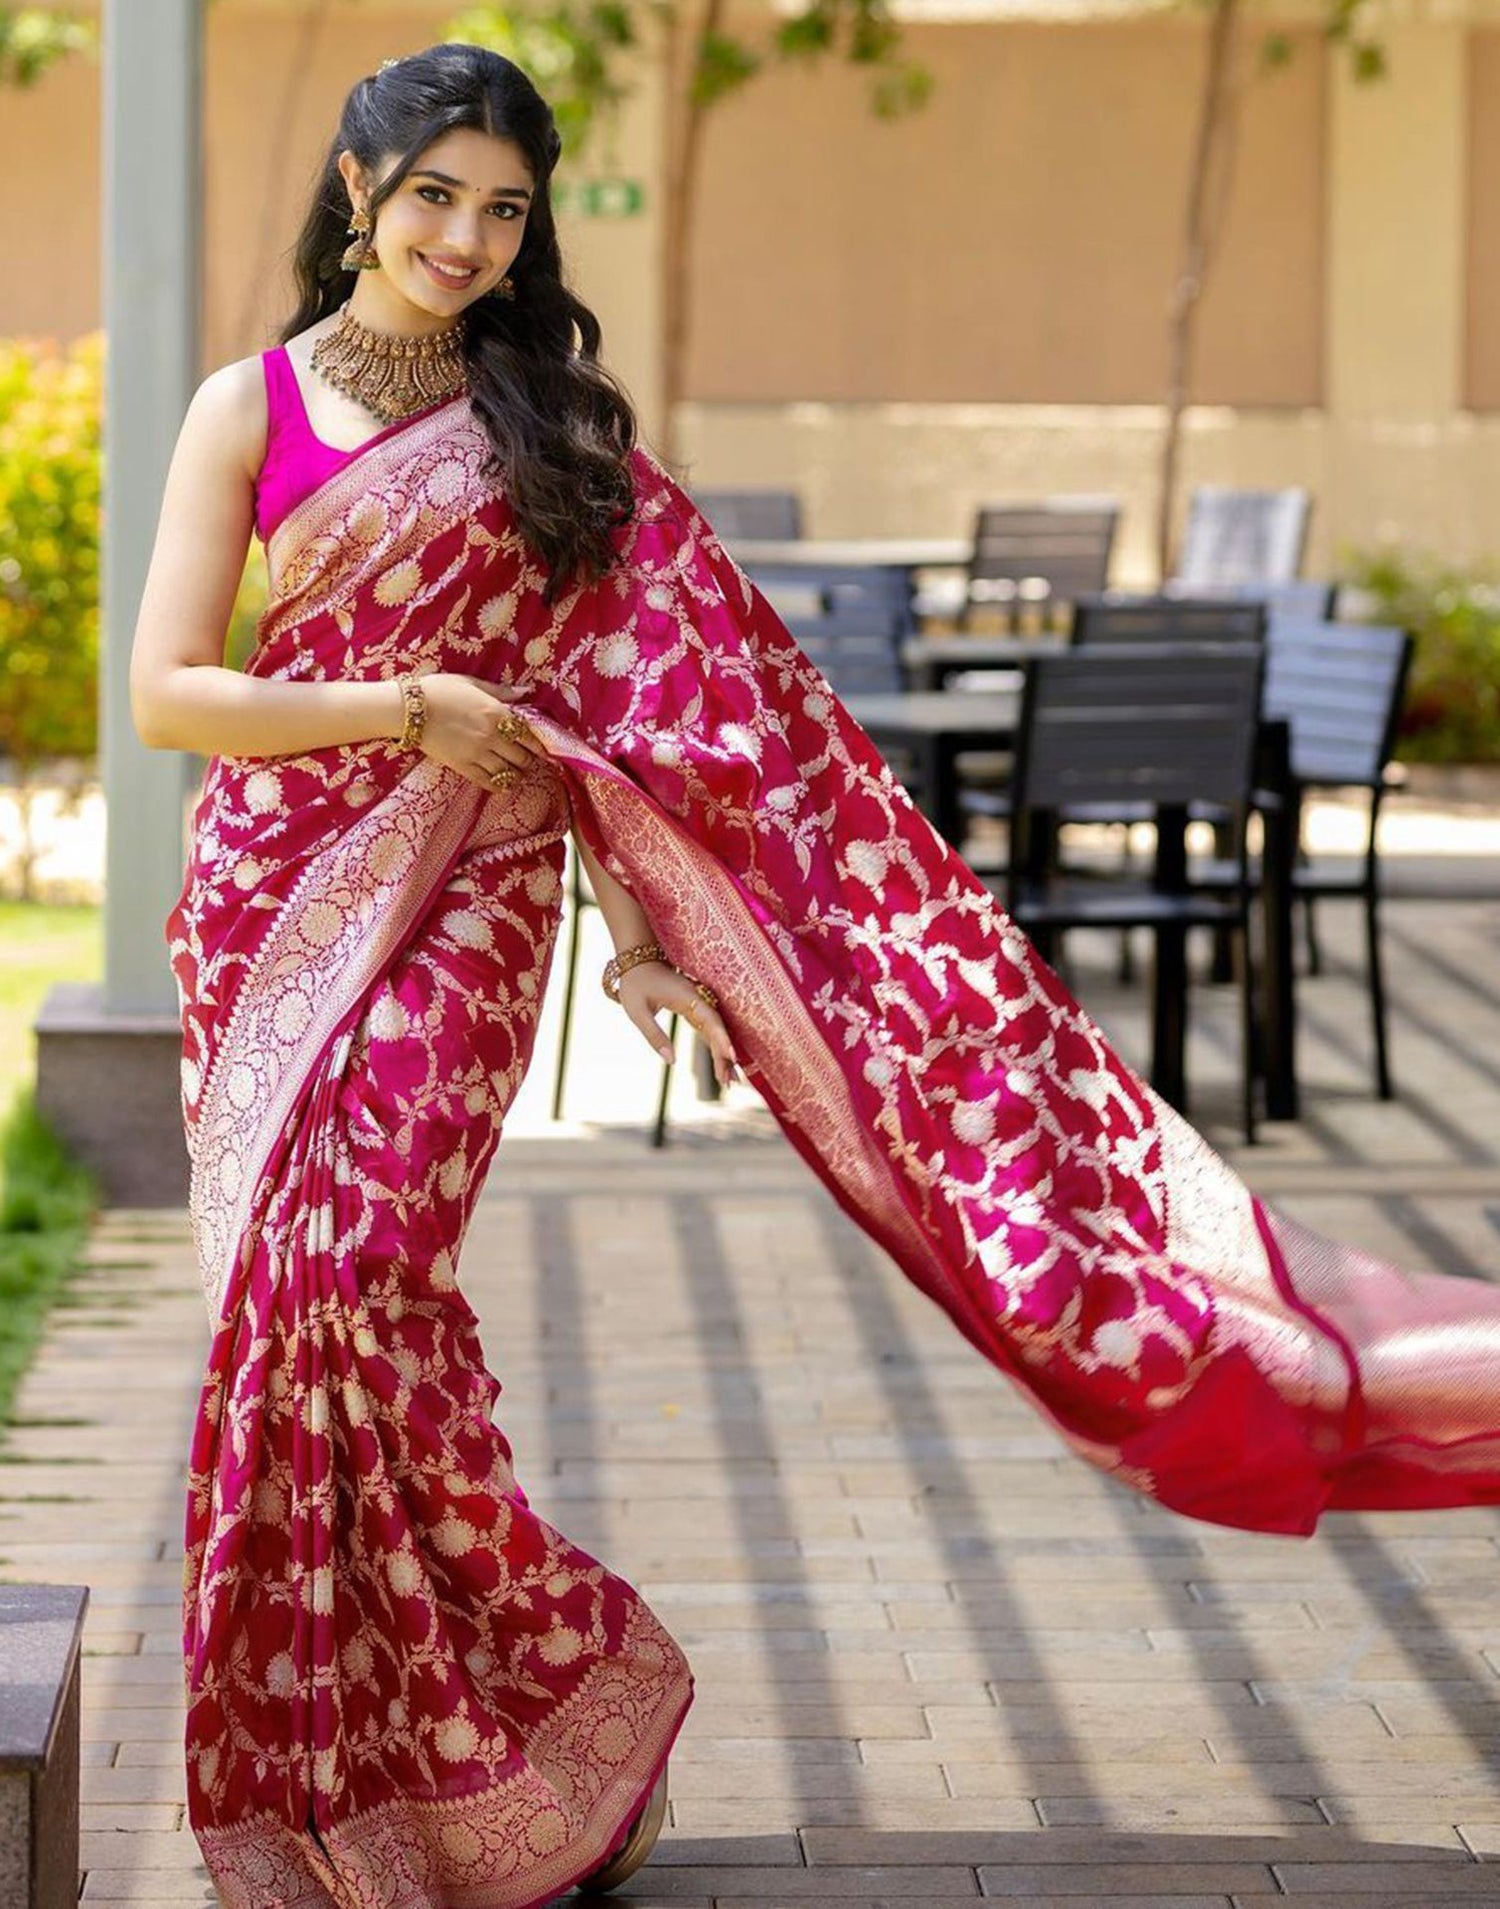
[35,0,200,1205]
[100,0,202,1015]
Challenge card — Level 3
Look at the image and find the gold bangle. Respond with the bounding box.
[396,674,426,751]
[602,940,669,1003]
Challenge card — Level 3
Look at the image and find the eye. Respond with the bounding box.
[490,203,524,220]
[416,184,450,204]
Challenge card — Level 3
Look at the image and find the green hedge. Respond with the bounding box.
[0,334,101,778]
[0,1091,95,1431]
[1347,550,1500,764]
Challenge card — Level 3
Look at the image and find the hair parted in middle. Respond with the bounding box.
[283,43,638,599]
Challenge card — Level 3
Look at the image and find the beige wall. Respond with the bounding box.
[6,3,1500,577]
[1467,29,1500,408]
[687,19,1325,407]
[0,50,99,341]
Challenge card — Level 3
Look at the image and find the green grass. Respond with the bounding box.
[0,1090,95,1430]
[0,901,100,1114]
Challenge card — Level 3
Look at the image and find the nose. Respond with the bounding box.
[441,204,490,260]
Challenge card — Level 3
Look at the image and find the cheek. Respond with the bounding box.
[378,204,429,250]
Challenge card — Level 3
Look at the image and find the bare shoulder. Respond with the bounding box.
[184,353,270,481]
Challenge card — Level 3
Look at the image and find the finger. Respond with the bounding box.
[709,1027,741,1087]
[625,999,676,1066]
[489,716,547,761]
[685,1004,741,1087]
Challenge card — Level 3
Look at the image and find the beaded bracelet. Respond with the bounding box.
[396,674,426,752]
[602,940,669,1002]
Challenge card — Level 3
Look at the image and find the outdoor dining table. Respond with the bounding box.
[844,687,1300,1123]
[901,631,1069,690]
[728,537,972,570]
[729,537,972,628]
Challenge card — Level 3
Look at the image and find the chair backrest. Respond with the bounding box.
[1011,644,1265,819]
[967,498,1120,606]
[780,606,907,696]
[696,488,803,540]
[1164,577,1338,622]
[1263,620,1413,789]
[1173,486,1312,588]
[748,562,912,629]
[1071,593,1267,648]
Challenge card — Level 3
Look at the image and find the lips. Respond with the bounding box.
[418,253,480,289]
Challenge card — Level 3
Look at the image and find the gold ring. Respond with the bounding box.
[692,982,719,1013]
[496,712,529,743]
[488,765,518,790]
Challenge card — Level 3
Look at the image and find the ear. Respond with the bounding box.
[336,149,367,211]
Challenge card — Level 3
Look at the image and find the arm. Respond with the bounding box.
[574,824,741,1088]
[128,360,530,779]
[128,361,407,756]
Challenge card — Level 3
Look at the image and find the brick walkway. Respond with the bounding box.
[5,895,1500,1904]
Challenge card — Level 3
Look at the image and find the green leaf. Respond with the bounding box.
[446,4,634,156]
[690,30,760,107]
[775,4,835,60]
[0,8,92,89]
[849,6,899,66]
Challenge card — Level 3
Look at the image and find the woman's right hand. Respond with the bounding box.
[415,673,547,792]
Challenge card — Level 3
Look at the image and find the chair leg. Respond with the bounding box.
[1115,930,1135,986]
[1115,826,1137,985]
[651,1014,677,1149]
[1237,919,1259,1146]
[1365,887,1395,1101]
[1302,894,1322,976]
[550,850,586,1121]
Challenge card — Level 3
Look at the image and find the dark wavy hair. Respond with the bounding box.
[283,44,638,597]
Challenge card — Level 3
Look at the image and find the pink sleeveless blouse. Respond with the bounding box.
[253,346,448,545]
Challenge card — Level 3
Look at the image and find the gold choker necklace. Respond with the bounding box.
[310,304,467,425]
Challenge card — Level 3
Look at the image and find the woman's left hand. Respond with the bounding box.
[617,960,742,1089]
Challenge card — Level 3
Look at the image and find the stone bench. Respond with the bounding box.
[0,1584,88,1909]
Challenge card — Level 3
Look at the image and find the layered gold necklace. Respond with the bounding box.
[310,303,467,425]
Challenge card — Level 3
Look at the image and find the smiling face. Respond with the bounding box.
[339,125,534,329]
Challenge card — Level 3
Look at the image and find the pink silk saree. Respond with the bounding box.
[170,397,1500,1903]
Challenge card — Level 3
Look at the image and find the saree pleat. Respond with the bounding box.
[171,400,1500,1899]
[174,746,691,1905]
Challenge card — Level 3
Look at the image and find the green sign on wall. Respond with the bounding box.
[553,179,646,219]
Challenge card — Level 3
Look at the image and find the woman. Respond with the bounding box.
[132,42,1500,1909]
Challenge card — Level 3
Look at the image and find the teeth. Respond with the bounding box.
[424,256,476,282]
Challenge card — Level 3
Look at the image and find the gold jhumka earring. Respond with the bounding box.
[341,207,379,273]
[489,275,516,301]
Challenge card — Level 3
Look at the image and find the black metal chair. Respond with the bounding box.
[1058,594,1271,965]
[695,488,803,540]
[1071,593,1268,648]
[958,498,1121,630]
[1266,620,1414,1100]
[1165,577,1338,623]
[998,644,1267,1141]
[1172,486,1312,591]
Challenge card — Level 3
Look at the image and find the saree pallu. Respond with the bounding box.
[171,399,1500,1900]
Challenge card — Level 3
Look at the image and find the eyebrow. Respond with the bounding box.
[410,168,532,202]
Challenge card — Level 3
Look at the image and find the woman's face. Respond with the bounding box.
[341,126,534,321]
